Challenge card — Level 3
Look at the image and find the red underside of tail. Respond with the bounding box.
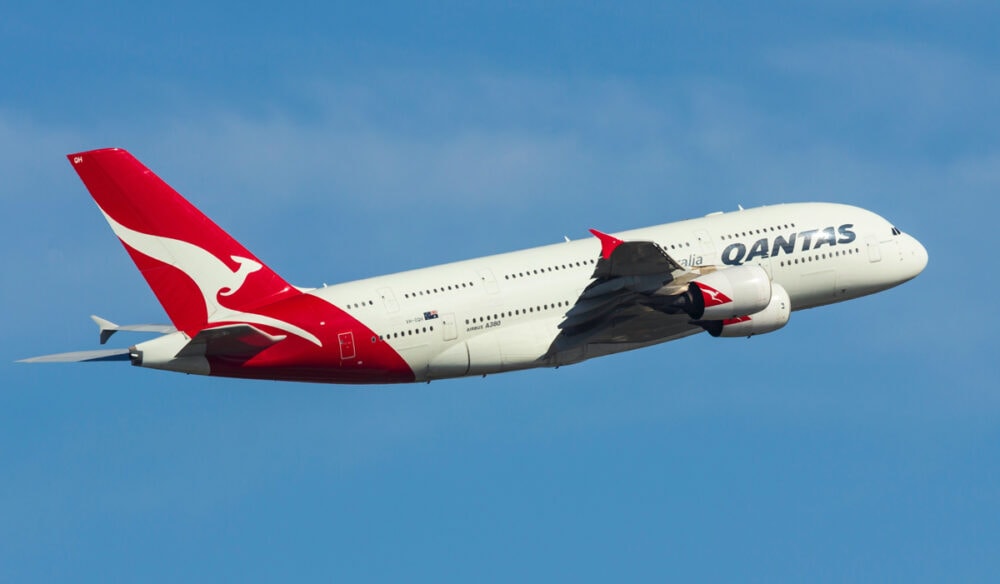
[200,293,416,384]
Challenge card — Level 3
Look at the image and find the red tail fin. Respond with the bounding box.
[67,148,300,336]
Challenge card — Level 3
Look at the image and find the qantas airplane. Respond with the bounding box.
[21,148,928,384]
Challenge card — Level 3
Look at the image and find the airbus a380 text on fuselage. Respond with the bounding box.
[21,148,928,384]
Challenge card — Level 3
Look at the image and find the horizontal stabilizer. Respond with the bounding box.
[91,315,175,344]
[175,324,286,359]
[18,348,131,363]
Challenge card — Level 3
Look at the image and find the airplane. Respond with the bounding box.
[20,148,928,384]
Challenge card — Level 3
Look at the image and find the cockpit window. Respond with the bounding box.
[891,226,902,236]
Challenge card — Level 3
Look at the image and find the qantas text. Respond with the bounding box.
[721,224,856,265]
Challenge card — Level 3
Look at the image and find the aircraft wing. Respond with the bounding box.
[588,229,684,277]
[556,229,701,345]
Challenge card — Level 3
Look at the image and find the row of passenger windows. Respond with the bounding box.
[352,223,815,308]
[505,260,594,280]
[778,247,860,267]
[403,282,476,299]
[720,224,796,240]
[377,325,436,342]
[466,300,571,324]
[351,225,813,310]
[500,239,691,282]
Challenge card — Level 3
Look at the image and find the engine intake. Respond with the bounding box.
[677,264,772,320]
[698,282,791,338]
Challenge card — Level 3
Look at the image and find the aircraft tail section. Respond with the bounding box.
[67,148,301,336]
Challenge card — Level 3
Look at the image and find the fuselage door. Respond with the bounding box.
[378,287,399,313]
[478,269,499,294]
[693,229,715,264]
[866,235,882,263]
[441,313,458,341]
[338,331,356,360]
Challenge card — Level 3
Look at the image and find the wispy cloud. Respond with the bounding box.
[3,49,995,342]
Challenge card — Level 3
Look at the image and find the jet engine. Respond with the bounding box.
[674,264,772,321]
[697,282,791,338]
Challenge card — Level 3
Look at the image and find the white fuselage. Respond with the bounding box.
[304,203,927,381]
[44,149,926,384]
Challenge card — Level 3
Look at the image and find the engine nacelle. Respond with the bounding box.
[699,282,791,338]
[683,264,772,321]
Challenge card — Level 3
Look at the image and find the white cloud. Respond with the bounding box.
[2,57,996,345]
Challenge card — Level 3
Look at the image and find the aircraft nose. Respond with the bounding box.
[904,234,928,278]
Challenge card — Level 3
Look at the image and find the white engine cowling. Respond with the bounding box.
[686,264,772,321]
[700,282,791,338]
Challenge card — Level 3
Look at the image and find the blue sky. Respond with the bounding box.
[2,2,998,581]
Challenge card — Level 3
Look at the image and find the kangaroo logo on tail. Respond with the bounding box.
[220,256,262,296]
[100,209,322,346]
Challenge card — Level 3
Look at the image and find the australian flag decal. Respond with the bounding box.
[423,310,439,320]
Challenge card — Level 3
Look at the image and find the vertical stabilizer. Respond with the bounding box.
[67,148,300,336]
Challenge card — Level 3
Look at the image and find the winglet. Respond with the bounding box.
[589,229,625,260]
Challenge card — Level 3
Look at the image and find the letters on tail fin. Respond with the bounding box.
[67,149,302,337]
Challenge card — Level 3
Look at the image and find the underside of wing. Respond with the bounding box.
[553,229,714,353]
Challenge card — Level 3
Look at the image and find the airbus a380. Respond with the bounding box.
[21,148,928,384]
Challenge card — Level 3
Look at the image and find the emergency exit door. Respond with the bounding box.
[338,331,356,360]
